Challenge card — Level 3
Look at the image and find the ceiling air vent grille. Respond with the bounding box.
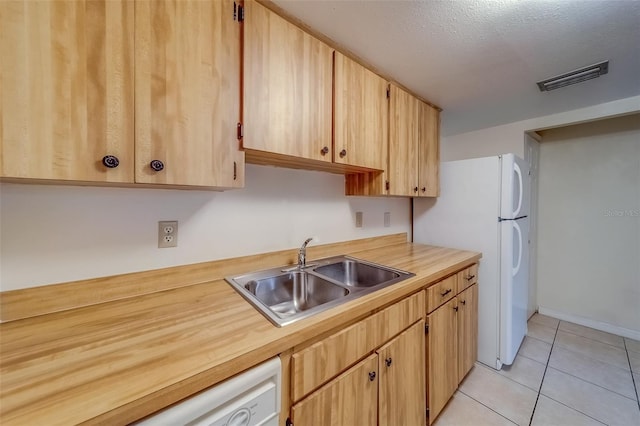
[537,60,609,92]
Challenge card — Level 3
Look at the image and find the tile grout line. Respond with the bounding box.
[552,337,632,372]
[558,326,627,350]
[473,361,542,393]
[456,388,519,426]
[538,393,608,426]
[544,364,638,402]
[528,318,560,426]
[623,338,640,410]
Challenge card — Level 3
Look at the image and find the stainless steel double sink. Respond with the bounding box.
[225,256,415,327]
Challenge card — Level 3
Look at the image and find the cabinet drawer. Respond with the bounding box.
[426,275,456,314]
[291,291,424,402]
[457,264,478,293]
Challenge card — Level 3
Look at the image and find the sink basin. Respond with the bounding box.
[245,272,349,316]
[226,255,414,327]
[313,259,400,287]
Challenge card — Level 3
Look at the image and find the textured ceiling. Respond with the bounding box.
[271,0,640,136]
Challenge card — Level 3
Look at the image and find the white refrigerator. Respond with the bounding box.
[414,154,529,370]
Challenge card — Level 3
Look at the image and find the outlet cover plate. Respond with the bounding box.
[158,221,178,248]
[355,211,363,228]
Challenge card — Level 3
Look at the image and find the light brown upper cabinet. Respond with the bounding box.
[243,0,333,164]
[135,0,244,188]
[418,102,440,197]
[333,52,388,170]
[388,84,440,197]
[388,84,420,196]
[0,0,134,183]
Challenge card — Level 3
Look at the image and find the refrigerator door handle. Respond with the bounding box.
[513,162,524,217]
[513,220,523,276]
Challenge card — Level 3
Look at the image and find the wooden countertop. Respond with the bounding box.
[0,235,480,425]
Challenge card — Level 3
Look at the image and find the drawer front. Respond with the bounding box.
[457,264,478,293]
[291,291,424,402]
[426,275,457,314]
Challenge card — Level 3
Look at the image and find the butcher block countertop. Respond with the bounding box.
[0,234,481,425]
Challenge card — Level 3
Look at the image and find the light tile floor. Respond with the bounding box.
[434,314,640,426]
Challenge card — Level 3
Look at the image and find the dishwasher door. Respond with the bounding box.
[135,357,281,426]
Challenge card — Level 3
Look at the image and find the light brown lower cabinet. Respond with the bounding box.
[291,320,426,426]
[426,264,479,424]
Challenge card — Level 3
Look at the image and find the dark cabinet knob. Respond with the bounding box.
[339,149,347,158]
[440,288,452,297]
[453,306,459,312]
[385,357,392,367]
[102,155,119,169]
[421,187,426,193]
[321,146,329,155]
[466,274,476,281]
[414,187,418,192]
[461,300,467,305]
[150,160,164,172]
[368,371,376,381]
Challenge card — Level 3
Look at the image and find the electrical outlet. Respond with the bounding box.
[355,211,363,228]
[384,212,391,228]
[158,221,178,248]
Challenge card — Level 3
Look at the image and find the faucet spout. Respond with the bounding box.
[298,237,314,268]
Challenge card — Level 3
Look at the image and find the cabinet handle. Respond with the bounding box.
[440,288,452,297]
[368,371,376,381]
[321,146,329,155]
[102,155,119,169]
[339,149,347,158]
[150,160,164,172]
[385,357,392,367]
[453,306,459,312]
[466,274,476,281]
[421,187,426,192]
[414,186,418,192]
[461,300,466,305]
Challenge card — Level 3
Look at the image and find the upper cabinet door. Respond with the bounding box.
[334,52,388,170]
[388,84,419,196]
[135,0,243,187]
[243,0,333,162]
[0,0,134,182]
[418,102,440,197]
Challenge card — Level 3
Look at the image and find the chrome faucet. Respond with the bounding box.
[298,237,314,268]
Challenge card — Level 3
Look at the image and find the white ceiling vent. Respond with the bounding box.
[537,61,609,92]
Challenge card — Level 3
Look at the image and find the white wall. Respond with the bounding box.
[441,95,640,161]
[0,165,410,291]
[537,114,640,334]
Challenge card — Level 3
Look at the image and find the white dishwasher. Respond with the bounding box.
[135,357,281,426]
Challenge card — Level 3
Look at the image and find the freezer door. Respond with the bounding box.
[499,217,529,366]
[500,154,530,219]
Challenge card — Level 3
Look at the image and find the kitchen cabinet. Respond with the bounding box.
[1,0,243,189]
[457,284,478,383]
[243,0,333,164]
[333,51,388,171]
[418,101,440,197]
[0,0,134,183]
[425,264,478,424]
[378,320,426,426]
[135,0,244,188]
[292,354,378,426]
[291,320,425,426]
[388,84,440,197]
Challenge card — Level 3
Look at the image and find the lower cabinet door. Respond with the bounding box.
[378,320,426,426]
[291,354,378,426]
[458,284,478,383]
[427,298,458,424]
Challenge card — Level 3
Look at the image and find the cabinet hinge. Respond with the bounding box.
[425,324,429,334]
[233,161,237,180]
[386,86,390,98]
[238,5,245,22]
[286,417,293,426]
[385,180,390,191]
[237,122,243,140]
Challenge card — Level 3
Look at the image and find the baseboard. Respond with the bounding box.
[538,306,640,341]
